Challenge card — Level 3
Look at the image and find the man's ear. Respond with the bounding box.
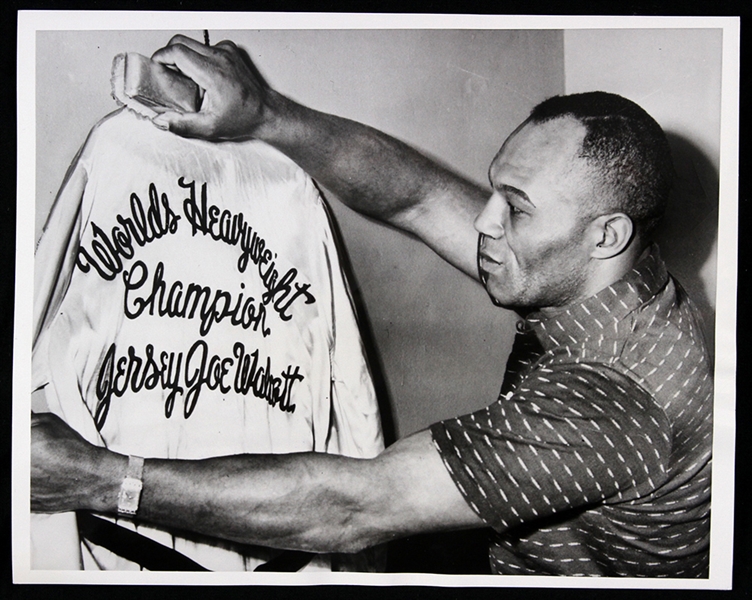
[589,213,634,259]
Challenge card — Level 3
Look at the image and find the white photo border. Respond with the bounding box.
[14,11,740,589]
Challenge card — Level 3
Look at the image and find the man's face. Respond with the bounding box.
[476,117,599,311]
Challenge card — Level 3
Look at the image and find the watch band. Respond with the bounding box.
[117,455,144,517]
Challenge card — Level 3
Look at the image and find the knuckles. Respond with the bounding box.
[214,39,238,51]
[168,33,192,46]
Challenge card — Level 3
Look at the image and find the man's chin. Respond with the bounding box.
[485,290,522,310]
[484,286,541,315]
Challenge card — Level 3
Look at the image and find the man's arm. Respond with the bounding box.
[31,413,485,553]
[150,36,488,279]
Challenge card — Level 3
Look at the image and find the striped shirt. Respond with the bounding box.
[431,246,712,577]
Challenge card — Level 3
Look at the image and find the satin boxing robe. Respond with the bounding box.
[32,108,384,572]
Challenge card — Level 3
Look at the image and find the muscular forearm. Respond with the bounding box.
[258,91,487,232]
[32,413,482,553]
[141,452,386,553]
[256,91,488,276]
[106,448,473,552]
[69,448,385,552]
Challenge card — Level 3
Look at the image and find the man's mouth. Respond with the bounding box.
[479,251,503,270]
[478,253,503,290]
[477,235,504,287]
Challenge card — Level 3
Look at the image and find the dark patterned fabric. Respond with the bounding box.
[432,246,712,577]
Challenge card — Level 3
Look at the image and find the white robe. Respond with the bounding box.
[32,109,383,571]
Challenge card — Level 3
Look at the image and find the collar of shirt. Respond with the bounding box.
[522,244,669,352]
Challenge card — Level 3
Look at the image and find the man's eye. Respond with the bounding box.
[507,202,524,217]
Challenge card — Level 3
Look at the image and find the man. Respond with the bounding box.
[31,35,712,577]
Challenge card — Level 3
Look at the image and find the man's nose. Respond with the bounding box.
[474,193,505,238]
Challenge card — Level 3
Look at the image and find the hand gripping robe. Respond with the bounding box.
[32,109,384,571]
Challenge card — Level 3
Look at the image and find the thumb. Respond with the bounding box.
[152,111,218,139]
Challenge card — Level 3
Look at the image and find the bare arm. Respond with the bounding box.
[150,36,488,278]
[31,413,484,553]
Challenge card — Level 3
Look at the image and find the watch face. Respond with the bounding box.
[118,477,143,516]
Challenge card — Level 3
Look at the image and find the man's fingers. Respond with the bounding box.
[214,39,238,51]
[151,43,218,90]
[164,34,214,56]
[152,111,218,140]
[150,37,265,141]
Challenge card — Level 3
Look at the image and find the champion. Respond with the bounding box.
[122,259,270,337]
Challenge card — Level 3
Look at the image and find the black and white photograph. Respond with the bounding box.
[13,12,739,588]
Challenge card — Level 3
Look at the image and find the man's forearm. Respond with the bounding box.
[112,442,476,552]
[139,452,381,553]
[259,92,486,229]
[254,92,488,277]
[32,413,483,553]
[80,447,384,552]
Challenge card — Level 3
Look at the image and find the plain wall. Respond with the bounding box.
[564,28,722,355]
[36,29,566,439]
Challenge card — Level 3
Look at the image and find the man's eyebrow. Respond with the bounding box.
[498,184,536,209]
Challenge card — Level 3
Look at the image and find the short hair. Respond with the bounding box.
[528,91,674,237]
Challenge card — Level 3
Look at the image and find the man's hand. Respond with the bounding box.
[31,412,123,514]
[150,35,274,140]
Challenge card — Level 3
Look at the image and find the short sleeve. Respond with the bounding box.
[430,362,672,532]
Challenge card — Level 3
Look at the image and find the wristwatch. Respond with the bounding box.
[117,455,144,517]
